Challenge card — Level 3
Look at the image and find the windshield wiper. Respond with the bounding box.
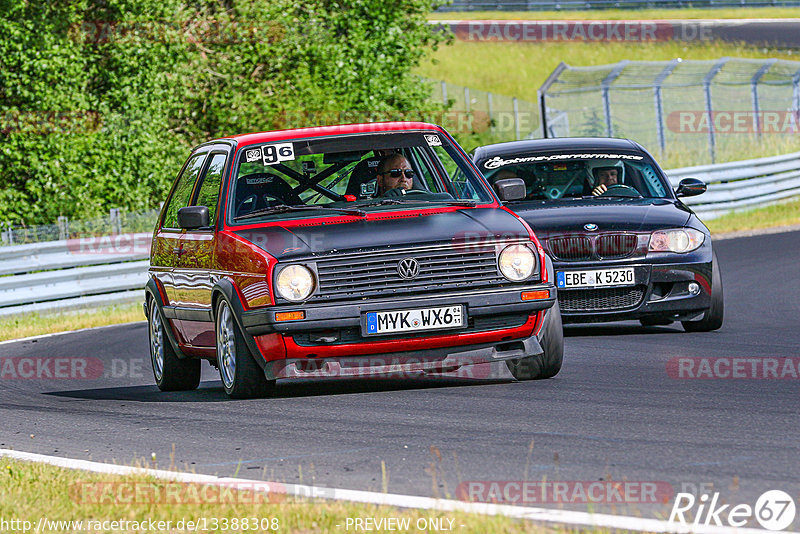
[235,204,366,221]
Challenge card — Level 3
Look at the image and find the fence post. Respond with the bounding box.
[703,58,729,164]
[487,92,494,134]
[110,208,122,235]
[792,68,800,132]
[441,81,448,106]
[653,59,680,155]
[57,216,69,241]
[464,87,470,113]
[513,97,520,140]
[751,60,776,138]
[601,61,629,137]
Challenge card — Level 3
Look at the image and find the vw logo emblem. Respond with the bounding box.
[397,258,420,280]
[584,223,599,232]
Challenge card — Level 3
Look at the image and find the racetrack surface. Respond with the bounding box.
[1,231,798,521]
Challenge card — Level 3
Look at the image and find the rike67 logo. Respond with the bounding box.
[670,490,796,531]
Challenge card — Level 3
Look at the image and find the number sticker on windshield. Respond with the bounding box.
[261,143,295,165]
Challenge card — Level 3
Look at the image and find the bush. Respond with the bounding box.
[0,0,446,224]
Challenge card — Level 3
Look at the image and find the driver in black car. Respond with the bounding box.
[376,153,415,196]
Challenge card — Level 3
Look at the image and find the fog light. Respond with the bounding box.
[688,282,701,295]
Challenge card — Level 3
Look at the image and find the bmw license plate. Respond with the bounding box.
[364,305,464,336]
[557,268,635,289]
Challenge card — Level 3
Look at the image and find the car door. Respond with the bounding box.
[173,149,229,350]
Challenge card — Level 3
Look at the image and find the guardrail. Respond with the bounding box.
[666,151,800,219]
[0,233,151,317]
[1,151,798,316]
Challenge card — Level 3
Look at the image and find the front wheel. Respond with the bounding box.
[682,251,724,332]
[506,301,564,380]
[215,299,275,399]
[148,299,200,391]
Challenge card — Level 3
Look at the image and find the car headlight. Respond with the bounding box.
[499,244,536,281]
[648,229,705,253]
[275,265,315,301]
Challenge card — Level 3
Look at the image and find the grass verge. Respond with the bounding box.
[705,197,800,235]
[429,7,800,20]
[0,302,144,342]
[0,457,581,534]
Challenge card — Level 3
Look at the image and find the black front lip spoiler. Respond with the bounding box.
[241,284,556,336]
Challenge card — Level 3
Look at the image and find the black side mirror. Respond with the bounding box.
[177,206,210,229]
[493,178,526,202]
[675,177,707,198]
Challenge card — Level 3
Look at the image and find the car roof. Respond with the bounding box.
[206,122,444,148]
[472,137,646,160]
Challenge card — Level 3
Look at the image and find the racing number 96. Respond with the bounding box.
[262,143,294,165]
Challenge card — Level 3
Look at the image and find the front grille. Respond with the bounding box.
[309,244,513,303]
[292,313,531,346]
[596,234,637,259]
[549,236,592,261]
[559,286,645,312]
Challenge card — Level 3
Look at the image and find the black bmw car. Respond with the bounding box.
[472,138,723,332]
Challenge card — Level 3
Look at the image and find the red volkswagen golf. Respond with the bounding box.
[145,122,563,398]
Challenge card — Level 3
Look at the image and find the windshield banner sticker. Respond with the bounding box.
[484,153,643,170]
[261,143,295,165]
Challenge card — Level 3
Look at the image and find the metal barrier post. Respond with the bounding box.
[441,81,448,105]
[653,59,680,155]
[464,87,470,113]
[704,58,729,164]
[110,208,121,235]
[513,97,520,140]
[751,60,776,138]
[601,61,629,137]
[793,68,800,132]
[57,216,69,241]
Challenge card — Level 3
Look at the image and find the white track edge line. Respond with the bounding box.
[0,321,146,346]
[0,449,784,534]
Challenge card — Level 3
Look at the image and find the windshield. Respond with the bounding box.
[478,153,671,200]
[229,131,494,222]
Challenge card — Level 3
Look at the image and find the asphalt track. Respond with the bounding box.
[1,231,799,523]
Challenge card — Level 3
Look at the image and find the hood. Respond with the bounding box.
[507,198,692,238]
[234,208,530,260]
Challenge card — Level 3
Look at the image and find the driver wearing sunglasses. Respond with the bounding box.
[376,153,416,196]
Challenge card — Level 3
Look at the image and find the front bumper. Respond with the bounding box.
[555,256,712,323]
[241,283,556,335]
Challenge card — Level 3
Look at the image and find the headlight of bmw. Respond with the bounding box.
[275,264,315,301]
[498,244,536,281]
[648,228,705,253]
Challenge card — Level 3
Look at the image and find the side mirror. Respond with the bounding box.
[177,206,210,229]
[675,177,707,198]
[493,178,526,202]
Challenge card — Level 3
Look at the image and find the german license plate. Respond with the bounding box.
[557,267,635,289]
[364,305,464,336]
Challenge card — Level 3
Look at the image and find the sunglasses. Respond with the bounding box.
[381,168,416,179]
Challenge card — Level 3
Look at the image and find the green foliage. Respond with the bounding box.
[0,0,446,224]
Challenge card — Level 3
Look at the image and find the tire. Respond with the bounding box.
[682,251,724,332]
[506,300,564,380]
[148,299,201,391]
[215,299,275,399]
[639,317,673,327]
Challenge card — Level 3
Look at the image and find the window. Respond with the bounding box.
[195,153,227,224]
[162,153,207,229]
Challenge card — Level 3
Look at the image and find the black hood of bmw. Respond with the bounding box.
[506,198,693,238]
[234,207,530,260]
